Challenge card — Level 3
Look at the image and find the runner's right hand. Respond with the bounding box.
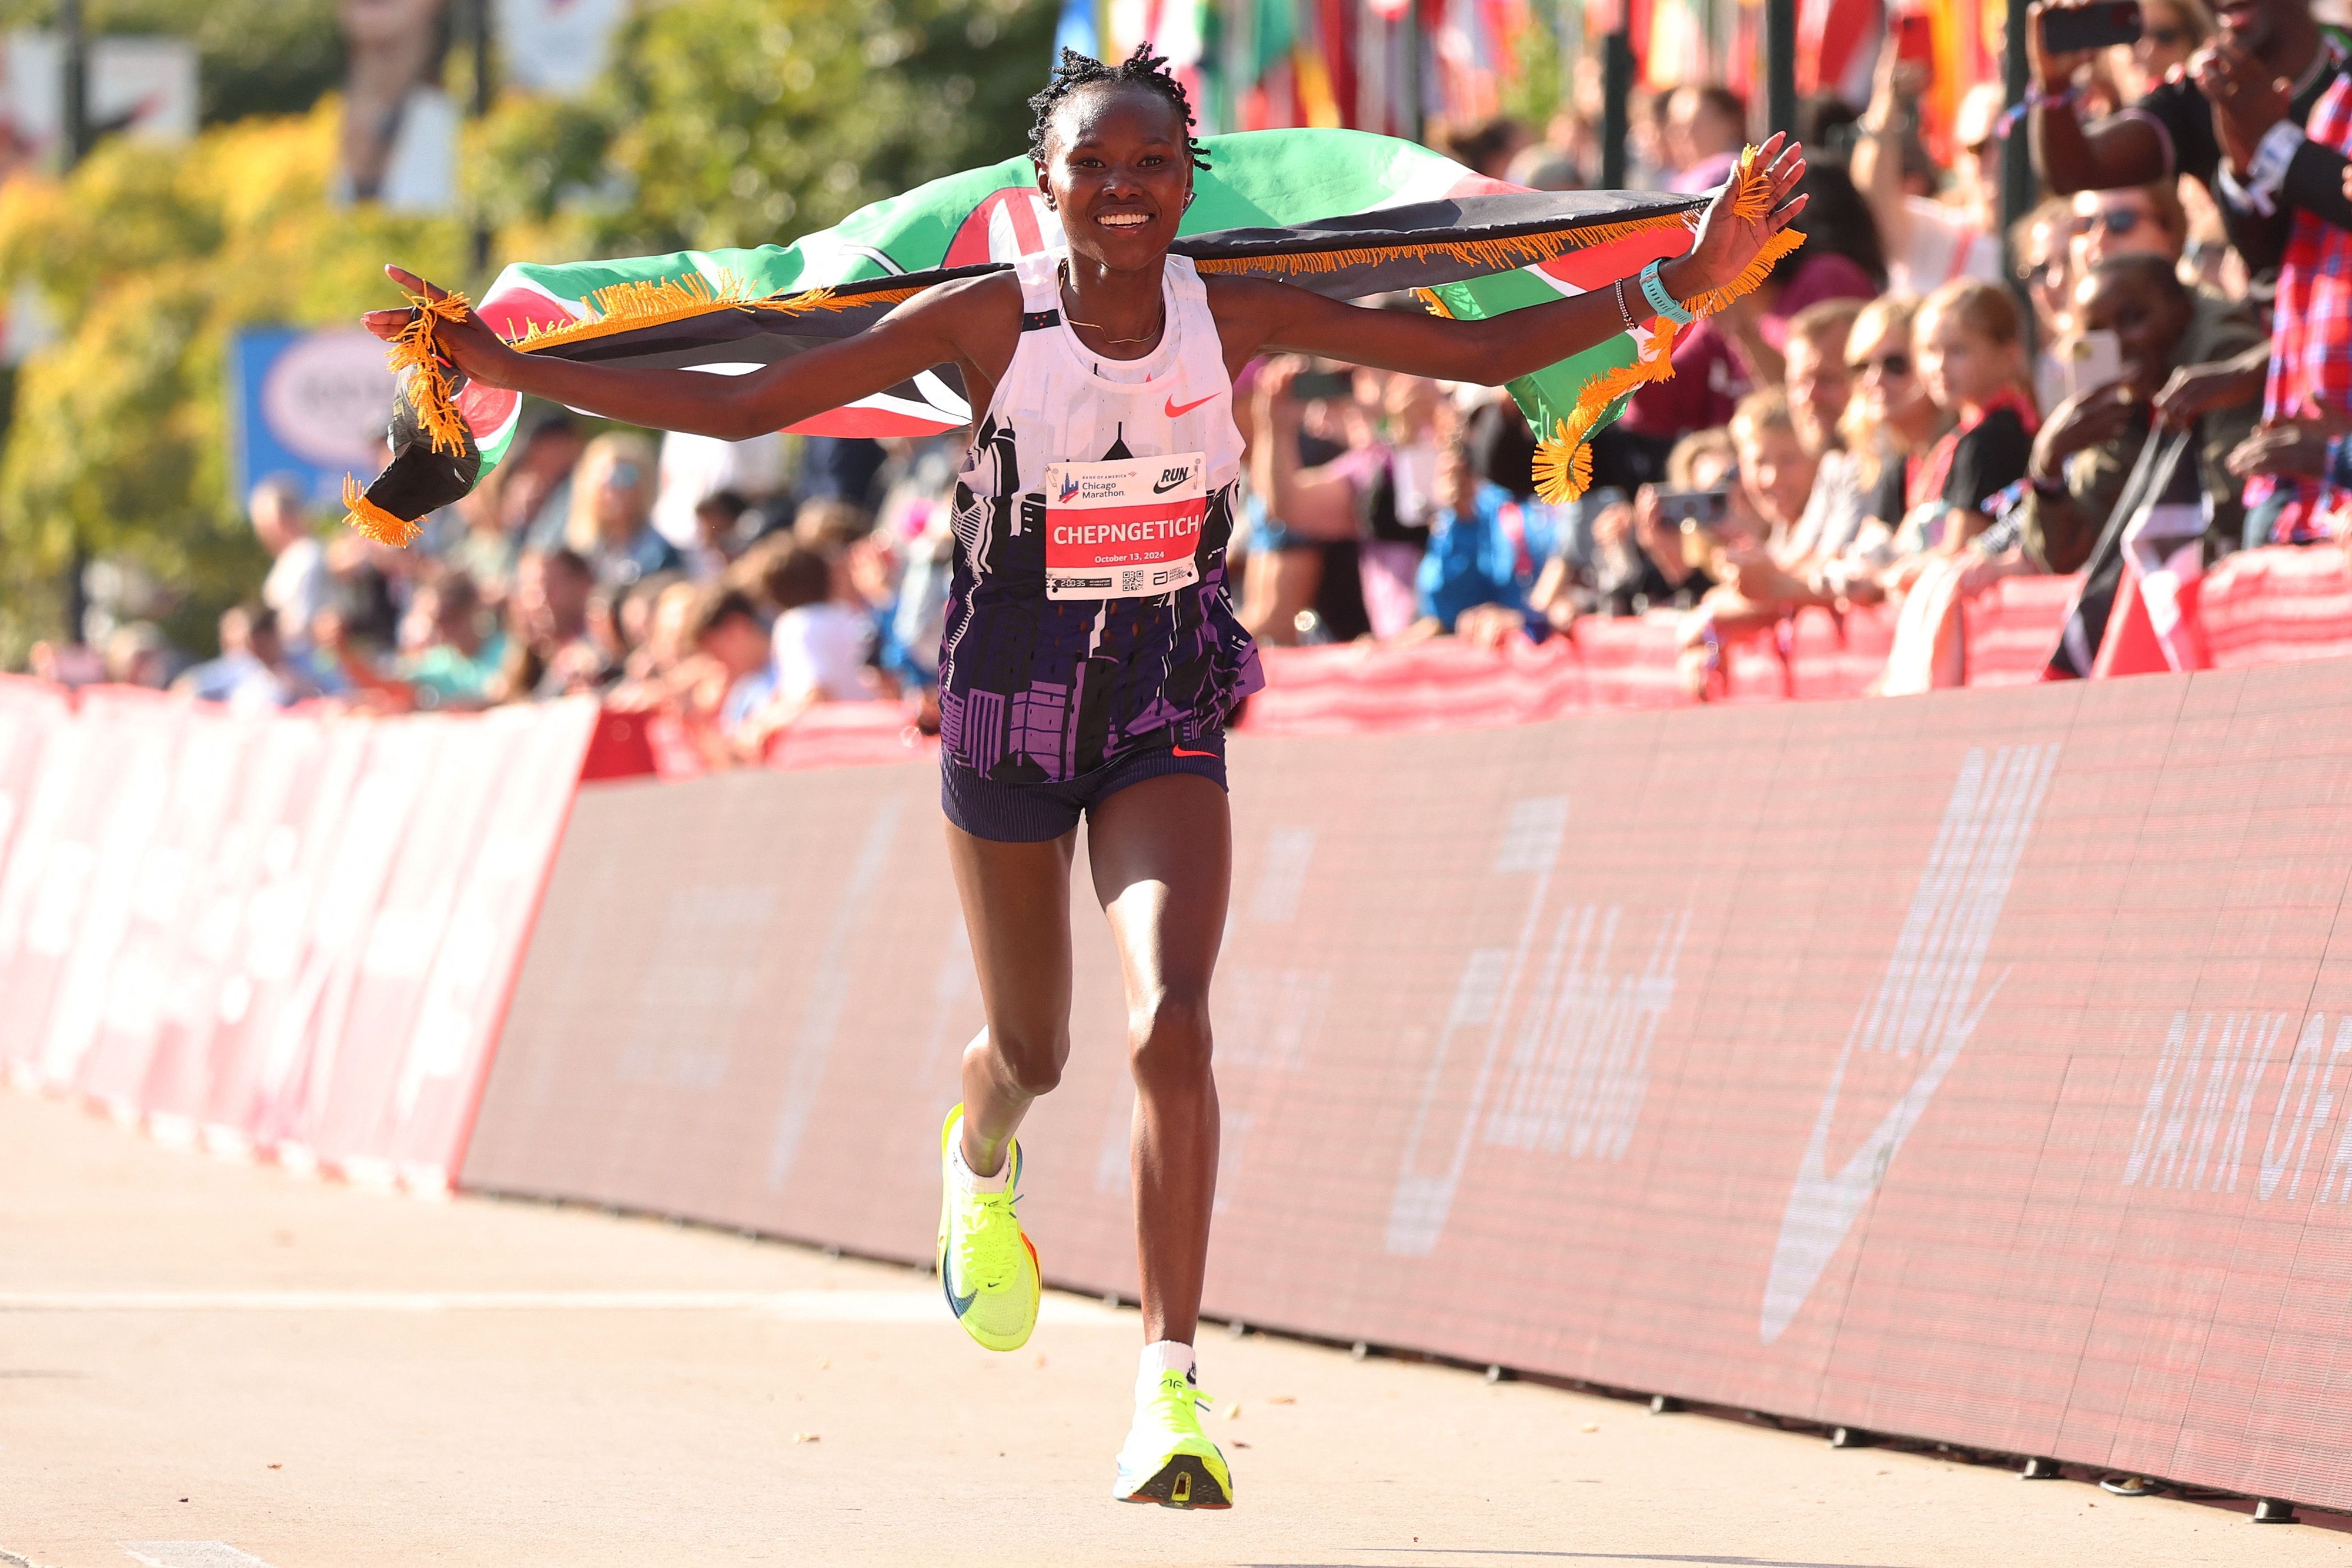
[362,265,524,389]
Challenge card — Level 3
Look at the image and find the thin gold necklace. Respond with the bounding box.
[1057,259,1164,345]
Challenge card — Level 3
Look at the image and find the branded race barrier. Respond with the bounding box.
[2200,544,2352,671]
[467,654,2352,1512]
[1238,572,2080,736]
[0,691,598,1189]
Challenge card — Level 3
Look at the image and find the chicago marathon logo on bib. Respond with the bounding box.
[1044,453,1205,601]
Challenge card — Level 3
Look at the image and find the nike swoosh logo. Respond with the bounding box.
[1171,746,1217,758]
[1164,393,1217,418]
[1757,974,2004,1345]
[941,1261,977,1318]
[1757,743,2057,1345]
[1153,473,1191,494]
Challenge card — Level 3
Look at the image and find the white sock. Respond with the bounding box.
[1138,1339,1195,1396]
[950,1133,1009,1193]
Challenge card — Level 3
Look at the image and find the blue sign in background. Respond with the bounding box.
[229,326,397,514]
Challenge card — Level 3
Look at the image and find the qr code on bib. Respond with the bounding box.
[1122,570,1144,593]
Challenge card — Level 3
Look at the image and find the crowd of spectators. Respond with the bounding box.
[28,0,2352,736]
[1241,0,2352,697]
[28,421,963,768]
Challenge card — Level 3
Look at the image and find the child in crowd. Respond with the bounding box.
[1899,278,2036,569]
[1875,279,2039,693]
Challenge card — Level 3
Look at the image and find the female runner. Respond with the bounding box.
[368,46,1806,1512]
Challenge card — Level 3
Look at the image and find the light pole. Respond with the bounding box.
[470,0,495,279]
[59,0,89,644]
[1765,0,1796,138]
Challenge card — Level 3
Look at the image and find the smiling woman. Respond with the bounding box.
[359,39,1806,1516]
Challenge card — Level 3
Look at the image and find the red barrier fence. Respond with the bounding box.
[0,688,596,1189]
[466,654,2352,1512]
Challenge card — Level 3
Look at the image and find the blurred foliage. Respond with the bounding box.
[0,0,1057,662]
[1498,13,1566,138]
[474,0,1055,260]
[0,0,346,125]
[0,103,464,664]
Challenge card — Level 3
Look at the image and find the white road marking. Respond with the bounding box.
[0,1289,1122,1323]
[123,1545,278,1568]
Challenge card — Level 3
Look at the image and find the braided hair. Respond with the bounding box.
[1027,44,1211,172]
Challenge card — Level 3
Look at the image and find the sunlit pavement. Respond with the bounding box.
[1,1088,2343,1568]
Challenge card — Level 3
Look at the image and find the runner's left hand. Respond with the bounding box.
[1668,133,1808,306]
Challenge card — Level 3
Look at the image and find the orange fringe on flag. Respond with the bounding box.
[1526,144,1802,503]
[1530,325,1685,504]
[342,473,420,548]
[1192,211,1693,280]
[1530,418,1595,504]
[384,288,473,460]
[503,273,925,355]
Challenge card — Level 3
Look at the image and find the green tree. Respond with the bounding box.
[0,0,1061,663]
[0,105,463,664]
[475,0,1055,261]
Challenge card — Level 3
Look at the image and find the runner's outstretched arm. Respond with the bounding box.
[360,268,1016,442]
[1217,133,1809,386]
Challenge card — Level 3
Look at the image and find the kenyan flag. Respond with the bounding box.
[352,129,1750,539]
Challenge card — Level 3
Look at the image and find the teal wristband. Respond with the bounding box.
[1639,259,1695,327]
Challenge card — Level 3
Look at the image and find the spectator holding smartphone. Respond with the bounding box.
[1673,391,1830,691]
[2029,0,2346,236]
[2010,254,2265,578]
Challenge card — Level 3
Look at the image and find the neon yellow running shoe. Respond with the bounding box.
[936,1105,1040,1353]
[1112,1370,1234,1509]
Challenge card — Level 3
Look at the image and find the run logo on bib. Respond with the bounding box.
[1043,453,1206,601]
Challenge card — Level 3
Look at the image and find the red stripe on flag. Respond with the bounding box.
[1538,227,1696,292]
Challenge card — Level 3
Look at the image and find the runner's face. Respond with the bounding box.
[1038,86,1192,271]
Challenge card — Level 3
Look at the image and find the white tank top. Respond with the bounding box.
[937,250,1261,785]
[957,250,1245,502]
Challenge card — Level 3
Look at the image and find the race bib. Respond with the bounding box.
[1043,453,1205,601]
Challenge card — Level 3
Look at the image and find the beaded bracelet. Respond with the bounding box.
[1611,276,1637,331]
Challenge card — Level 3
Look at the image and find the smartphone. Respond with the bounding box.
[1289,367,1355,403]
[2041,1,2143,55]
[1892,9,1936,79]
[1655,489,1729,527]
[2060,329,2124,399]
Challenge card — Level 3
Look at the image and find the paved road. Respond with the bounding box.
[2,1088,2343,1568]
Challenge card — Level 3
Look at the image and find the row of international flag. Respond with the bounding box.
[1051,0,2001,159]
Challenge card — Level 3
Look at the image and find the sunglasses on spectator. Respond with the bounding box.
[1849,352,1913,377]
[2083,208,2149,237]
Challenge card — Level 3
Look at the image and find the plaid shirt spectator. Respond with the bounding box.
[2254,73,2352,542]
